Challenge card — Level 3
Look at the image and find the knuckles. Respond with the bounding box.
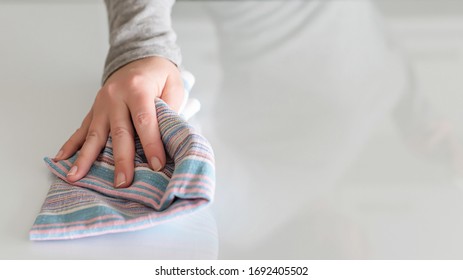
[114,157,131,167]
[101,73,152,101]
[112,126,133,138]
[125,73,148,90]
[134,111,153,126]
[86,129,102,142]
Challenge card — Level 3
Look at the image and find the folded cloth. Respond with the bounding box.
[30,99,215,240]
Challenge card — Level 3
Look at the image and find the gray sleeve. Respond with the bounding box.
[102,0,182,84]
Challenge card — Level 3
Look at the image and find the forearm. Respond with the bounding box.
[102,0,181,84]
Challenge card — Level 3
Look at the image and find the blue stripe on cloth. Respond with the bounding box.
[30,98,215,240]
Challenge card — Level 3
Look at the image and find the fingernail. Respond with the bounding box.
[54,150,64,160]
[115,172,126,188]
[67,165,78,177]
[150,157,162,171]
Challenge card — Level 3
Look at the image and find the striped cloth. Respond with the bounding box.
[30,99,215,240]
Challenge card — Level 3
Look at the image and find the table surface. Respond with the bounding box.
[2,1,463,259]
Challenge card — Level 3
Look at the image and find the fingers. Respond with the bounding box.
[66,114,109,183]
[109,102,135,188]
[54,111,92,161]
[127,73,184,172]
[53,61,184,188]
[54,100,135,188]
[129,93,165,172]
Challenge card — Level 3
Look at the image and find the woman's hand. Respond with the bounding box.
[53,56,184,188]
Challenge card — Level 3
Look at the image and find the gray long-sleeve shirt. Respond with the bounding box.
[102,0,181,84]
